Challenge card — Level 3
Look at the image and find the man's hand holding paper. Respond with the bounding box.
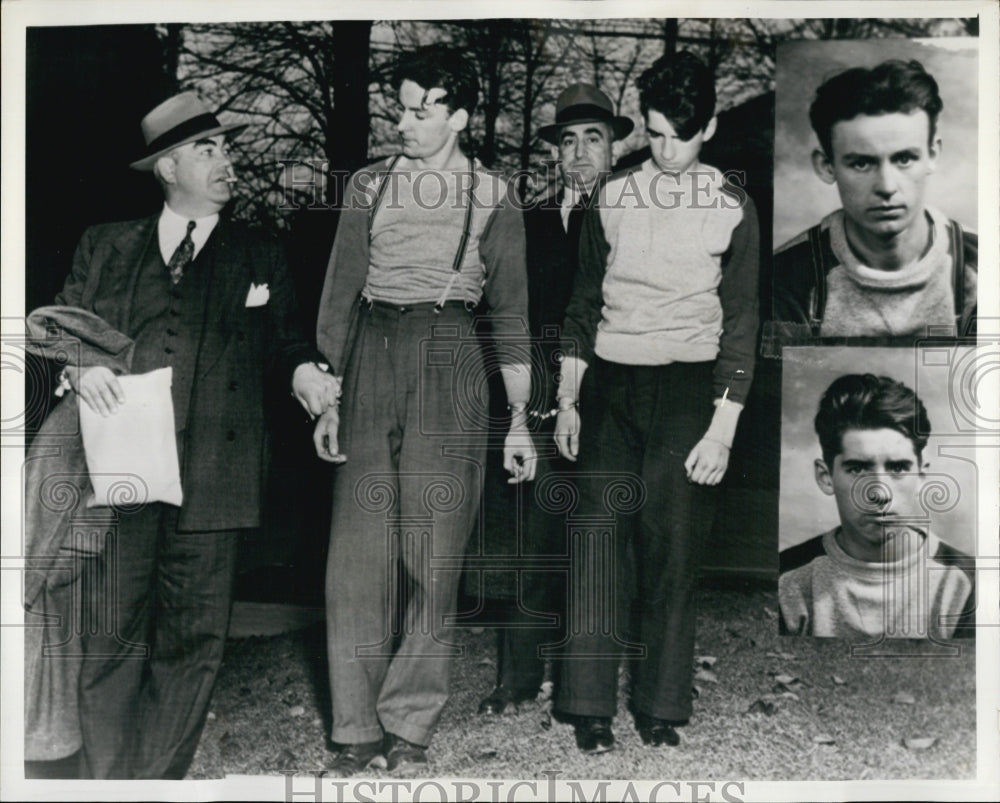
[77,366,183,507]
[65,365,125,416]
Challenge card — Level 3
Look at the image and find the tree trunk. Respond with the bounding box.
[328,21,372,202]
[663,18,678,54]
[480,23,503,167]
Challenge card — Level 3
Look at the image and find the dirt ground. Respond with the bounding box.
[188,579,977,782]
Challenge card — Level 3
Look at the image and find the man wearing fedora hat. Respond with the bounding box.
[49,92,337,778]
[474,82,632,718]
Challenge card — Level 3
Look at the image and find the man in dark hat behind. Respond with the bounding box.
[43,92,338,779]
[474,82,632,717]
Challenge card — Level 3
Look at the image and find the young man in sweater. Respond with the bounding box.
[553,52,759,753]
[313,45,535,775]
[779,373,975,639]
[771,59,977,340]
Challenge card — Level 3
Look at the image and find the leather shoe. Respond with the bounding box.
[477,685,536,715]
[573,716,615,754]
[385,733,428,775]
[327,741,385,777]
[635,713,681,747]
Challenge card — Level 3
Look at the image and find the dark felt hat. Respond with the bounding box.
[130,92,247,171]
[537,83,634,145]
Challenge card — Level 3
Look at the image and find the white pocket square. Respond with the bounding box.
[245,283,270,307]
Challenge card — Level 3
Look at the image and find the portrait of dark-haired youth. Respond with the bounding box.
[777,346,978,640]
[769,39,978,344]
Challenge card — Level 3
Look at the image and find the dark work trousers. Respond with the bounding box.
[326,302,487,747]
[555,358,716,724]
[78,503,238,779]
[493,430,571,695]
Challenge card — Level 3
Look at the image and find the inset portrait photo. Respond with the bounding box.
[769,39,978,344]
[778,346,977,640]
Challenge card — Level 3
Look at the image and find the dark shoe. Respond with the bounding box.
[635,713,681,747]
[384,733,428,775]
[327,740,385,777]
[573,716,615,754]
[477,685,536,715]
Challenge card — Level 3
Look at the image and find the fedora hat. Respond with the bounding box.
[537,83,634,145]
[130,92,248,171]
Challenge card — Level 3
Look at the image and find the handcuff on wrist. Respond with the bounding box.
[516,397,578,422]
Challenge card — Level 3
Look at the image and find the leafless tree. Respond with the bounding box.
[170,16,973,226]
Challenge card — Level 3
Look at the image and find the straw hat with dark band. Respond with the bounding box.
[130,92,248,171]
[537,83,634,145]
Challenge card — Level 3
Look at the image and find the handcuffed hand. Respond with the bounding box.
[553,408,580,462]
[504,420,537,484]
[312,405,347,464]
[293,363,341,418]
[684,437,730,486]
[66,365,124,417]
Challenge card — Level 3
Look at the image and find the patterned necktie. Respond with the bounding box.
[567,199,587,261]
[167,220,196,284]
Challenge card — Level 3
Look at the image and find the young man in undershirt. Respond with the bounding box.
[771,59,977,339]
[313,45,535,776]
[779,373,975,639]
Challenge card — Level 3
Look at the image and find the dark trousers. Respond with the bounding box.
[492,439,570,694]
[78,504,238,779]
[326,303,486,747]
[556,358,716,723]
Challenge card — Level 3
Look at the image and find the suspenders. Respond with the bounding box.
[367,155,476,312]
[805,219,967,336]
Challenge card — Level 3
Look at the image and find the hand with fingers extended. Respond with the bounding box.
[684,437,730,486]
[65,365,125,417]
[313,404,347,464]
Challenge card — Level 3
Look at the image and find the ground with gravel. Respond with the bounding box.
[188,579,976,781]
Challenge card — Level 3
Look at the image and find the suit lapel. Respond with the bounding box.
[85,216,158,332]
[195,216,251,379]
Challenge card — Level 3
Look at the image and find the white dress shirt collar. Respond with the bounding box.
[158,203,220,264]
[559,186,582,232]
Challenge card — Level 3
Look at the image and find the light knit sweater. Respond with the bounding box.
[593,159,747,365]
[820,207,964,337]
[779,527,973,639]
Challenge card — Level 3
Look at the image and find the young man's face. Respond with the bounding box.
[558,121,613,194]
[645,110,716,176]
[815,427,927,561]
[813,111,940,239]
[396,79,465,162]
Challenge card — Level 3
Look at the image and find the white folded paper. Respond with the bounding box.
[78,367,183,508]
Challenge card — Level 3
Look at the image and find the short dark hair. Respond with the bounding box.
[636,51,716,140]
[815,374,930,468]
[809,59,943,156]
[393,44,479,117]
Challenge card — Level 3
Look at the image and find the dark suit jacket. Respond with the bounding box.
[55,213,320,532]
[470,195,584,601]
[524,195,587,411]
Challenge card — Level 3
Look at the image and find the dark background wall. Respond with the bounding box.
[25,25,172,311]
